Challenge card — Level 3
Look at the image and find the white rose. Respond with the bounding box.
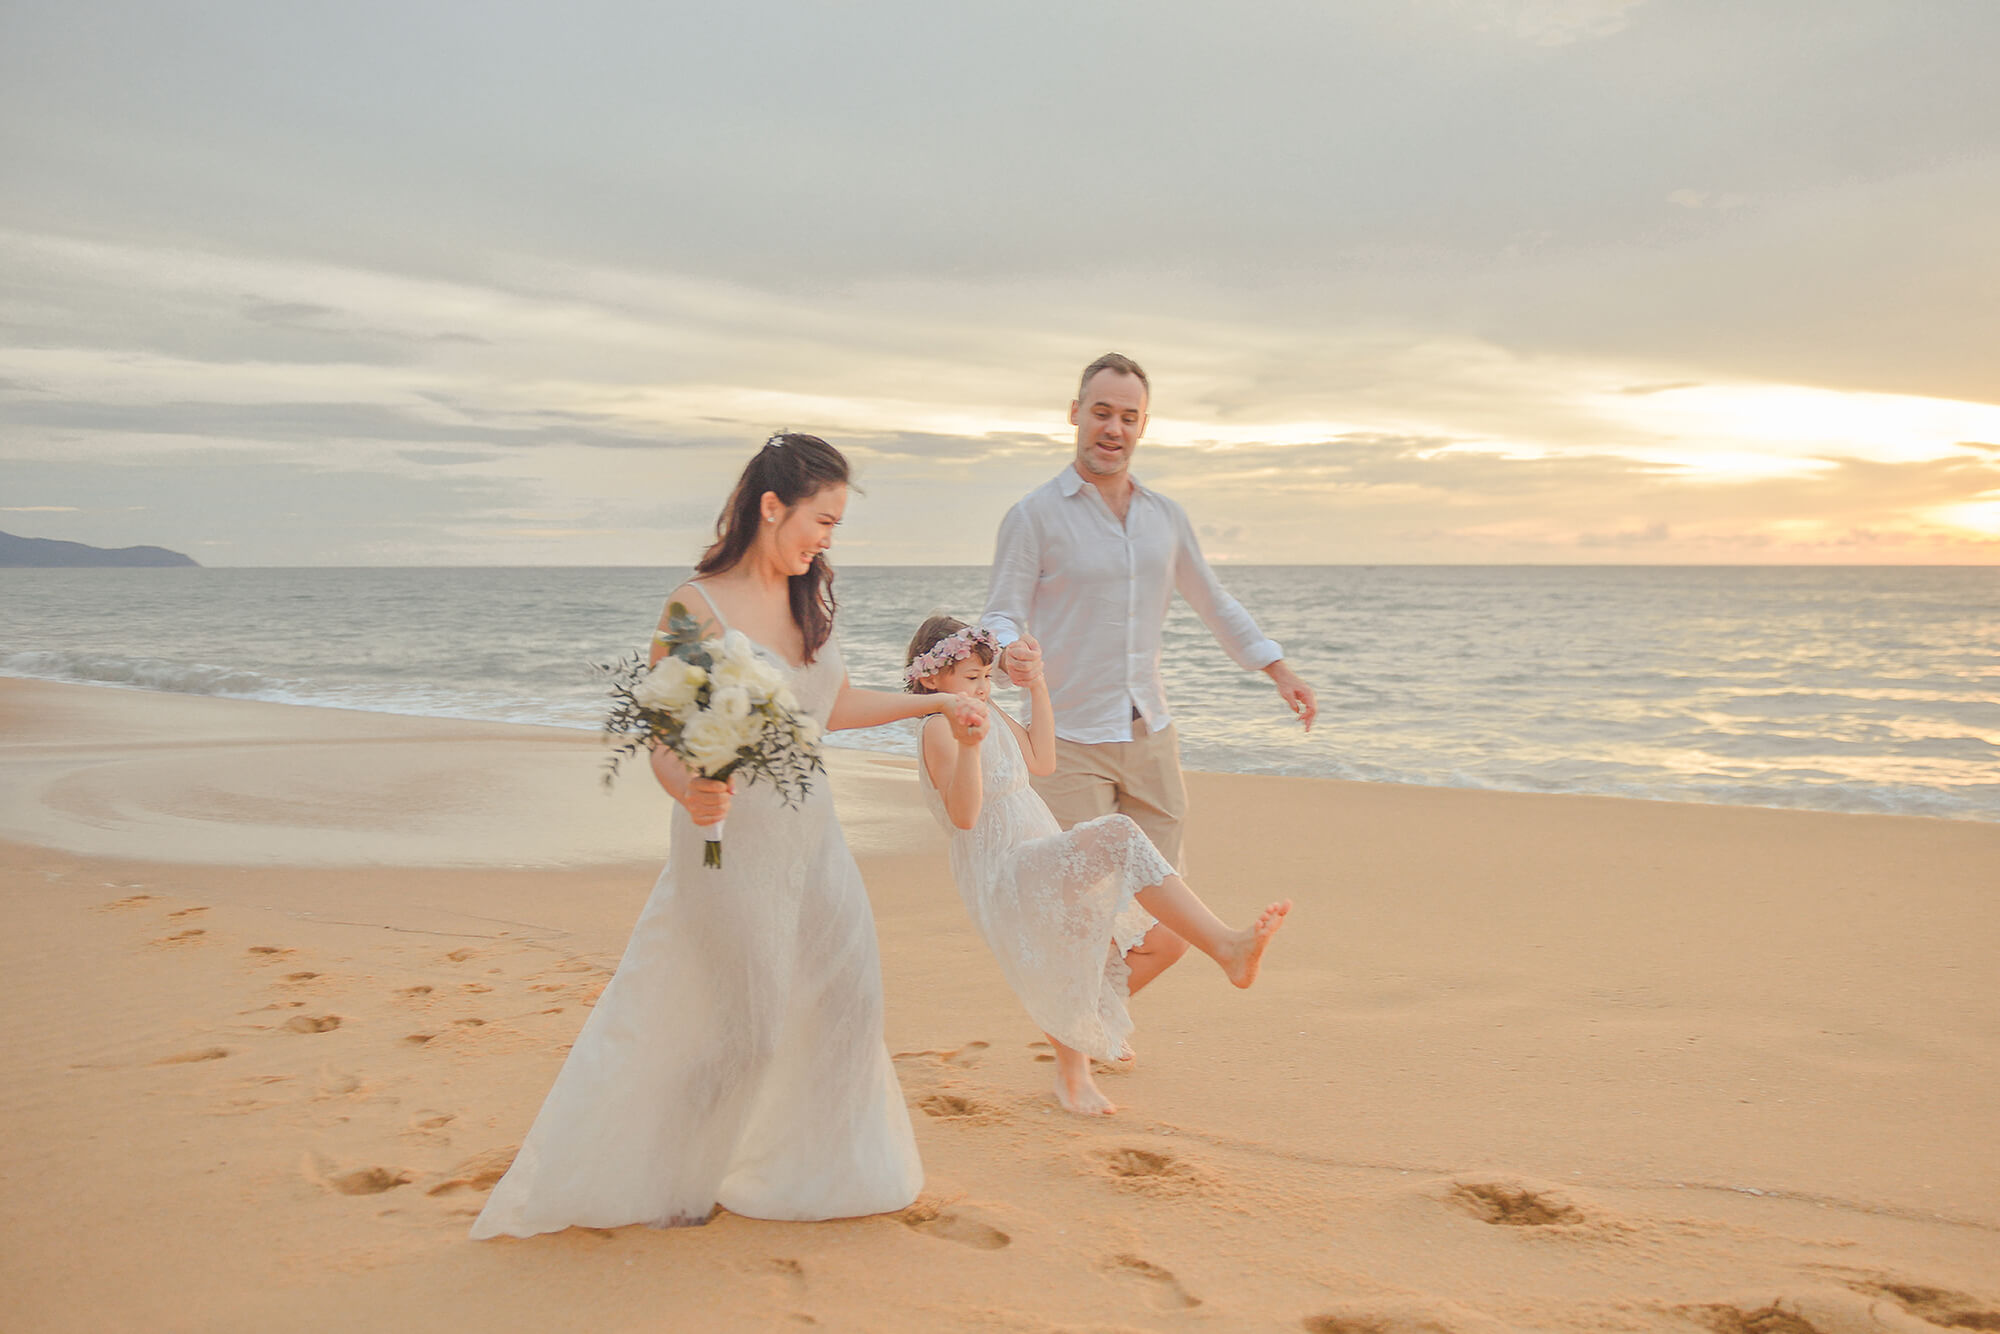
[772,684,800,714]
[633,656,706,713]
[713,684,753,722]
[745,653,786,697]
[680,710,746,774]
[711,640,784,702]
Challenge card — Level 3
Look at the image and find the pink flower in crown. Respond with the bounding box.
[903,626,998,690]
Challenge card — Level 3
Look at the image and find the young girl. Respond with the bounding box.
[907,614,1290,1117]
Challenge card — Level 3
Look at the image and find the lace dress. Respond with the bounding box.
[917,711,1165,1063]
[471,621,921,1239]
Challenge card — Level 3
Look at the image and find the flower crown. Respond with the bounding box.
[904,625,998,691]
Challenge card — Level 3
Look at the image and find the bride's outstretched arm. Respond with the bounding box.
[827,676,983,734]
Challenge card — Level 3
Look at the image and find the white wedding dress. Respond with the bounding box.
[917,711,1163,1063]
[472,621,921,1239]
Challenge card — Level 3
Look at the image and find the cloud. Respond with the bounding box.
[1440,0,1650,46]
[840,430,1055,464]
[1666,189,1746,210]
[397,449,502,466]
[1578,521,1672,547]
[1,4,1996,563]
[242,300,339,325]
[0,396,672,452]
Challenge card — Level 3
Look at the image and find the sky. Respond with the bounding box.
[2,0,1998,566]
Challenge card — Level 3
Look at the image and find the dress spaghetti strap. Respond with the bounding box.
[660,580,730,642]
[688,579,731,633]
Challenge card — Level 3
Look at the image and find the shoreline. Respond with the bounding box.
[4,675,1997,1331]
[4,672,1992,832]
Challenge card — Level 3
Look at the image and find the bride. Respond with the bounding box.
[472,432,983,1238]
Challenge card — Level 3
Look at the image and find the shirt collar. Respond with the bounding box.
[1057,464,1147,500]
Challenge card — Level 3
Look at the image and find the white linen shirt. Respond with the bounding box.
[980,467,1283,744]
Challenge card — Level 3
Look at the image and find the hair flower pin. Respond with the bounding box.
[903,626,998,690]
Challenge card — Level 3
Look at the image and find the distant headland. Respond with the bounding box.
[0,530,199,568]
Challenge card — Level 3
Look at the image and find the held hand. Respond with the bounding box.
[1001,634,1044,688]
[681,774,735,827]
[944,695,989,745]
[1265,661,1318,733]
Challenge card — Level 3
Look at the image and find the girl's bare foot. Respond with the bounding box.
[1052,1044,1116,1116]
[1219,900,1291,988]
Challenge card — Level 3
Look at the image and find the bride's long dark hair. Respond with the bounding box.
[695,433,850,664]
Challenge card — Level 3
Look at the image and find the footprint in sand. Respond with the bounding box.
[332,1167,414,1196]
[284,971,320,982]
[916,1093,1003,1122]
[1103,1254,1199,1310]
[315,1067,362,1098]
[247,945,294,957]
[304,1153,413,1196]
[154,928,207,945]
[154,1047,230,1065]
[446,948,479,963]
[397,985,434,998]
[759,1256,808,1302]
[898,1202,1011,1250]
[891,1041,990,1069]
[99,894,157,911]
[1448,1180,1586,1228]
[1844,1279,2000,1331]
[1092,1146,1211,1197]
[284,1015,342,1034]
[404,1033,438,1046]
[1302,1306,1501,1334]
[425,1147,515,1196]
[1677,1301,1824,1334]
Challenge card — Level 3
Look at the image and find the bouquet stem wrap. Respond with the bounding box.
[702,818,725,868]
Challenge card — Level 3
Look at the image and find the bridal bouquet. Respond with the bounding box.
[601,601,825,868]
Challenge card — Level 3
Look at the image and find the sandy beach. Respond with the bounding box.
[2,674,1995,1333]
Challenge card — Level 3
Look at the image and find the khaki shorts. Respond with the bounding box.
[1030,719,1187,873]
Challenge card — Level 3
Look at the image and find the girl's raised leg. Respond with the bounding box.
[1123,923,1189,995]
[1133,875,1290,989]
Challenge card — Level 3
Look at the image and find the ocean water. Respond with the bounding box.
[3,565,1996,822]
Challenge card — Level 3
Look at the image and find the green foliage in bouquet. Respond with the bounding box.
[599,602,826,865]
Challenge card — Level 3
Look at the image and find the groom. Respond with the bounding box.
[980,352,1316,993]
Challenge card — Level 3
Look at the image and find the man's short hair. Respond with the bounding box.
[1077,352,1149,405]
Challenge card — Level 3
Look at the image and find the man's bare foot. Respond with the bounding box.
[1053,1045,1116,1116]
[1219,900,1291,988]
